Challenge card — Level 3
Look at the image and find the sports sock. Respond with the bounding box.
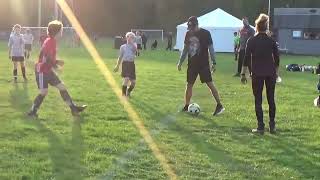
[31,94,46,113]
[21,67,26,78]
[122,85,127,96]
[13,69,17,80]
[60,90,75,107]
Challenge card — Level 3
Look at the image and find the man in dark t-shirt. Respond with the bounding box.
[177,16,225,116]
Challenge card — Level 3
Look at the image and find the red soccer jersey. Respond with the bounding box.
[36,37,57,74]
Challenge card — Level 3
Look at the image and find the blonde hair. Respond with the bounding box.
[47,20,63,36]
[12,24,21,31]
[255,14,269,32]
[126,32,136,39]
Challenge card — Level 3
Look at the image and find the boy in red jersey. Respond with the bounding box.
[28,20,86,118]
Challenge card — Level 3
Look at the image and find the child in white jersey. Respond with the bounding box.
[8,24,26,82]
[23,29,34,60]
[114,32,137,97]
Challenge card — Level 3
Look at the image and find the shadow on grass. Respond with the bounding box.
[131,100,264,178]
[26,117,86,180]
[9,83,32,114]
[132,99,320,179]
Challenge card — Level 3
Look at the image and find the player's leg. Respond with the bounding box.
[20,59,27,80]
[252,76,265,133]
[200,67,224,116]
[55,82,87,116]
[12,60,18,82]
[28,72,48,117]
[265,76,277,133]
[235,50,244,76]
[182,67,197,111]
[122,77,130,96]
[127,79,136,97]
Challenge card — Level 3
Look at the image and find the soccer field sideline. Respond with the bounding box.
[0,40,320,179]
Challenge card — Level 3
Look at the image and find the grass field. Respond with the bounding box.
[0,40,320,180]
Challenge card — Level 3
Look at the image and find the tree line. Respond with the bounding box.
[0,0,319,35]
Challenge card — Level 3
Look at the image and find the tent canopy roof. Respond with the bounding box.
[177,8,245,28]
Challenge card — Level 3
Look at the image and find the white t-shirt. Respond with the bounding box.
[23,33,34,45]
[8,33,25,57]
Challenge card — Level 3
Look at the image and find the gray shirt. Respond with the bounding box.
[119,43,136,62]
[8,33,25,57]
[135,35,142,45]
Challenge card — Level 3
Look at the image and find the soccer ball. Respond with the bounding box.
[188,103,201,116]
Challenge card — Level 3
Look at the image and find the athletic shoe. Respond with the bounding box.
[71,105,87,116]
[27,111,38,119]
[252,128,264,135]
[179,104,189,112]
[269,127,277,134]
[14,78,18,83]
[233,73,240,77]
[213,104,225,116]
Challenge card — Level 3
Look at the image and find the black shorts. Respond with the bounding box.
[11,56,25,62]
[137,44,142,50]
[25,44,32,51]
[187,66,212,84]
[121,62,136,80]
[35,71,61,89]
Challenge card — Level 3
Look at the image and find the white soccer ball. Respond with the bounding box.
[188,103,201,116]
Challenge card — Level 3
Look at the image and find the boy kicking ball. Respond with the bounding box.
[114,32,137,98]
[27,20,87,118]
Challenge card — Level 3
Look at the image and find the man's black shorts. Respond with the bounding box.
[122,61,136,80]
[35,71,62,89]
[187,66,212,84]
[11,56,25,62]
[25,44,32,51]
[137,44,142,50]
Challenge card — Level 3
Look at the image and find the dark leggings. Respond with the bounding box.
[252,76,276,129]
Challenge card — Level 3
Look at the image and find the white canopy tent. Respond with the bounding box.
[175,8,249,52]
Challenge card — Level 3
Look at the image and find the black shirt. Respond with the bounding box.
[184,28,213,68]
[244,33,280,77]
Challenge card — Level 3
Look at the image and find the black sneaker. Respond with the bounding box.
[252,128,265,135]
[233,73,240,77]
[27,111,38,119]
[213,104,225,116]
[179,104,189,112]
[269,127,277,134]
[71,105,87,116]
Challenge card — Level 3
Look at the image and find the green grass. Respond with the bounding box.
[0,40,319,180]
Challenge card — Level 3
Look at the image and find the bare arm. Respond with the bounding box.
[208,44,216,65]
[114,47,124,72]
[177,44,188,66]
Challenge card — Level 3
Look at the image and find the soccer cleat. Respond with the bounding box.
[71,105,87,116]
[213,104,225,116]
[27,111,38,119]
[252,128,265,135]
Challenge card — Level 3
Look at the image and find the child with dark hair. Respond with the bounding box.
[28,20,87,118]
[8,24,27,82]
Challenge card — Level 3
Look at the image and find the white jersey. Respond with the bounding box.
[23,33,34,45]
[8,33,25,57]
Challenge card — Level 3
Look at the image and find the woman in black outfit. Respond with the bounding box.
[241,14,280,134]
